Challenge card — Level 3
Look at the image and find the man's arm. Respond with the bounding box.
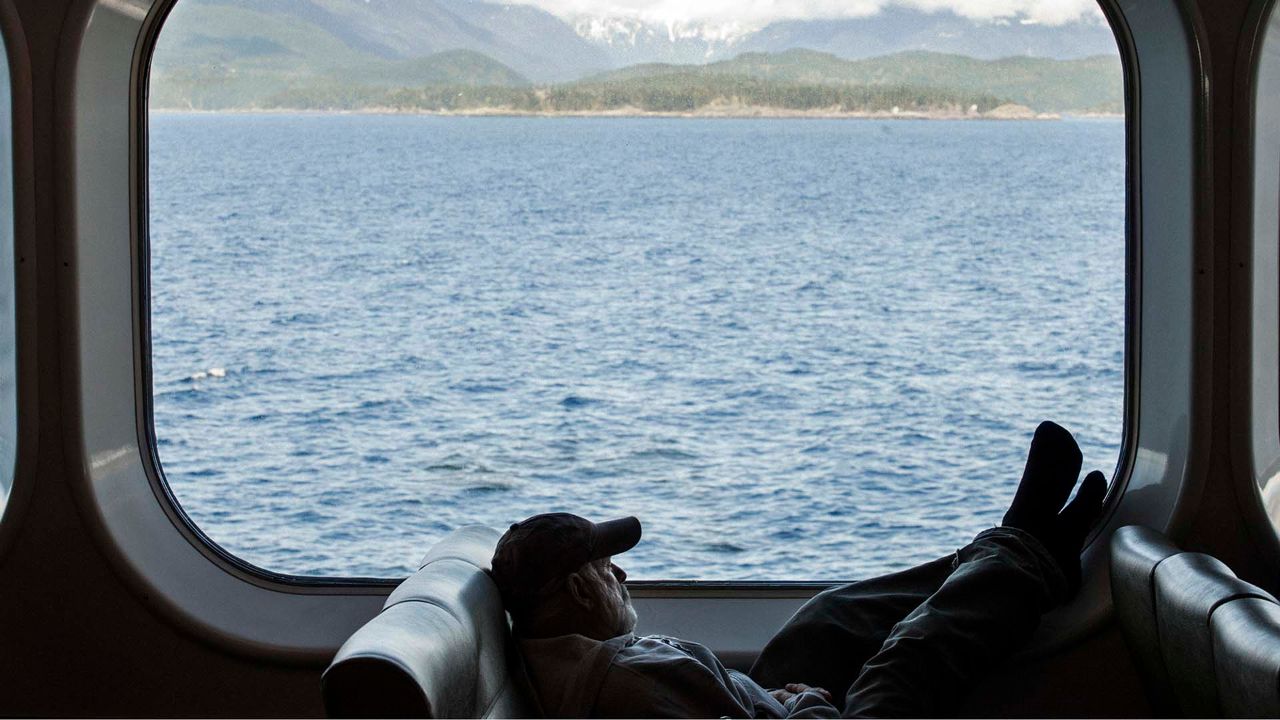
[591,641,840,718]
[770,683,842,718]
[591,655,761,718]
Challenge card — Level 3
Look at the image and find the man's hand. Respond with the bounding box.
[770,683,833,704]
[1002,421,1108,593]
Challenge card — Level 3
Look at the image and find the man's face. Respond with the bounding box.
[583,557,637,636]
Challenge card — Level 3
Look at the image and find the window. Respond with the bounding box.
[0,24,15,522]
[1246,0,1280,541]
[147,0,1125,581]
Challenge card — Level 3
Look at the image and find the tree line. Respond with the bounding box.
[255,74,1006,113]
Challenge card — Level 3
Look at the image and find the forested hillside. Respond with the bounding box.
[256,75,1005,115]
[150,1,1122,115]
[583,49,1122,114]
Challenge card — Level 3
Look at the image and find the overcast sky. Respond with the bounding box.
[514,0,1106,28]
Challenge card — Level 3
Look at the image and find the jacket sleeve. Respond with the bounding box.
[593,653,790,718]
[591,653,842,719]
[782,688,841,718]
[728,670,840,719]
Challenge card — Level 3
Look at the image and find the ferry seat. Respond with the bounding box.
[1212,597,1280,717]
[321,525,539,718]
[1110,525,1280,717]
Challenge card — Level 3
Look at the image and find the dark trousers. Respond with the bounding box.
[748,527,1067,718]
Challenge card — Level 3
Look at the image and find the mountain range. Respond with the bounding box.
[149,0,1123,114]
[580,49,1121,114]
[574,7,1119,69]
[156,0,1120,83]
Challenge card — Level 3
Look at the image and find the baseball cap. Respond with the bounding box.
[489,513,641,612]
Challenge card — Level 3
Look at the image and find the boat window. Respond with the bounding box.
[146,0,1126,581]
[1248,0,1280,538]
[0,25,14,524]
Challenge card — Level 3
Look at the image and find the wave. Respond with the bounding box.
[187,367,227,381]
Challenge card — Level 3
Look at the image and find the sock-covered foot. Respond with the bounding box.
[1002,421,1108,594]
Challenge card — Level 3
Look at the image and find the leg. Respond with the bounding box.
[843,527,1067,718]
[749,554,956,702]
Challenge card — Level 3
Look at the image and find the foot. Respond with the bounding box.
[1002,421,1108,593]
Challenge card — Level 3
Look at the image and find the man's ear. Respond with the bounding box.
[566,571,594,611]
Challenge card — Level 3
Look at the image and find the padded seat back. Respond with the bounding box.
[322,526,539,718]
[1110,525,1181,715]
[1110,525,1278,717]
[1153,553,1276,716]
[1212,598,1280,718]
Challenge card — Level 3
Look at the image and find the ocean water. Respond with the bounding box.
[148,114,1125,581]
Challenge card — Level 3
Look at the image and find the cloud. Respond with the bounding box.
[513,0,1106,29]
[900,0,1104,25]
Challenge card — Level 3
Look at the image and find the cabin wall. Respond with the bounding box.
[0,0,1267,716]
[0,0,327,715]
[1196,0,1280,593]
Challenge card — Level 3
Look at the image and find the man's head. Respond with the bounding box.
[489,513,641,640]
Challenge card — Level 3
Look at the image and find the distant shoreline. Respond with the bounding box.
[148,105,1123,121]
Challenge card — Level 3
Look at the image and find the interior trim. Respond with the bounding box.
[63,0,1209,660]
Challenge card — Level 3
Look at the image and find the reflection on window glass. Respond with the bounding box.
[0,29,14,522]
[149,0,1125,580]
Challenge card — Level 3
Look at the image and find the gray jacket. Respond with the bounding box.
[519,632,838,718]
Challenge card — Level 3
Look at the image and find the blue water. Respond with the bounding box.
[148,114,1125,581]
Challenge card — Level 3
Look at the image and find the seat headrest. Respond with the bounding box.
[1153,552,1276,717]
[1110,524,1280,718]
[1212,598,1280,718]
[416,525,505,571]
[322,526,538,718]
[1109,524,1182,715]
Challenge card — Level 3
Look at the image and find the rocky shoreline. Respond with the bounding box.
[151,102,1118,120]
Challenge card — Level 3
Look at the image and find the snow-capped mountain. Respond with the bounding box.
[178,0,614,82]
[571,16,757,67]
[571,7,1119,70]
[161,1,1121,87]
[734,7,1119,61]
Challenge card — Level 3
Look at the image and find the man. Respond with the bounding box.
[489,421,1107,718]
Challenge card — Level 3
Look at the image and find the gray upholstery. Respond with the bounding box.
[322,526,539,718]
[1153,553,1276,717]
[1109,524,1181,715]
[1212,598,1280,718]
[1110,525,1280,717]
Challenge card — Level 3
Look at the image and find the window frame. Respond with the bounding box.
[1232,0,1280,564]
[0,0,36,569]
[63,0,1208,660]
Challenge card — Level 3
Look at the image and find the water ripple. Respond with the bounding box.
[150,115,1125,581]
